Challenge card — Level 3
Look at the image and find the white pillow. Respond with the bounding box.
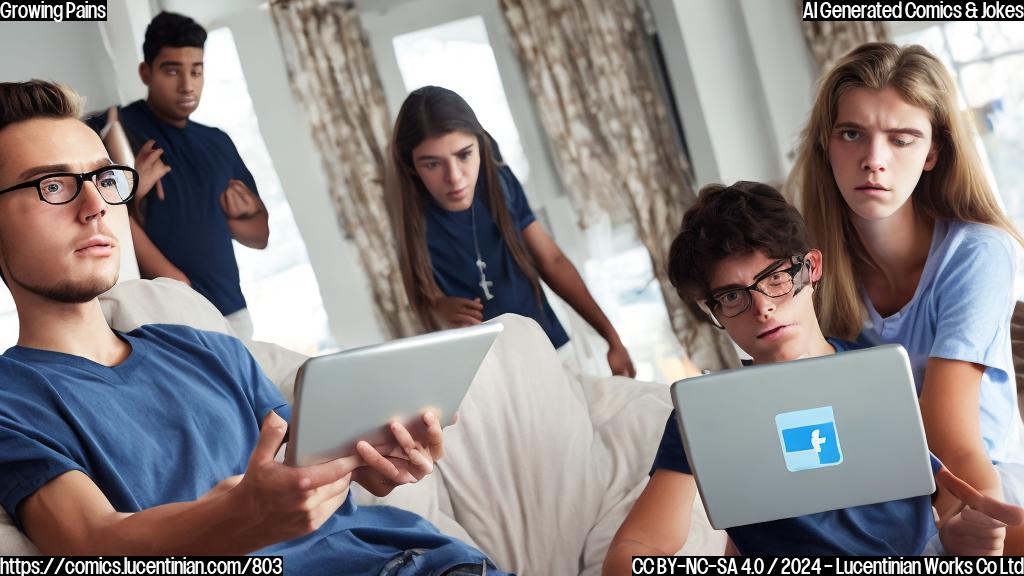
[100,278,307,397]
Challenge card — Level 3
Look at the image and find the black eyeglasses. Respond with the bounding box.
[698,255,812,329]
[0,165,138,206]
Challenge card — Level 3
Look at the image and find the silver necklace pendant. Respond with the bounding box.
[471,201,495,301]
[476,258,494,300]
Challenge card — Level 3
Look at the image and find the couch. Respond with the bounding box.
[0,278,726,572]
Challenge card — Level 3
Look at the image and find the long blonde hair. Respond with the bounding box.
[385,86,542,331]
[788,42,1023,340]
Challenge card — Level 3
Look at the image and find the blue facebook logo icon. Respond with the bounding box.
[775,406,843,472]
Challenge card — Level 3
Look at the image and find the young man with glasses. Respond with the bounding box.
[85,11,268,339]
[0,80,505,575]
[603,182,1024,569]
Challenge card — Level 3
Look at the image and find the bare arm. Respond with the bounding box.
[920,358,1003,514]
[21,470,263,555]
[19,412,432,555]
[21,413,352,555]
[227,210,270,250]
[521,221,615,340]
[604,470,697,576]
[521,221,635,376]
[129,217,190,286]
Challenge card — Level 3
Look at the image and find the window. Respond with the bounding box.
[192,27,336,354]
[579,217,692,382]
[894,22,1024,296]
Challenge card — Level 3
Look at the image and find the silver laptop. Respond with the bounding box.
[671,344,934,529]
[285,322,503,467]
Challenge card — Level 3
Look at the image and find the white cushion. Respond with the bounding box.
[99,278,307,400]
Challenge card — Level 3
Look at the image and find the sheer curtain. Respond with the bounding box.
[499,0,738,370]
[270,0,419,338]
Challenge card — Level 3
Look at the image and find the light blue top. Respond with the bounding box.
[859,219,1024,464]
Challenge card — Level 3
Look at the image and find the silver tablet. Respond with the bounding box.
[284,321,503,467]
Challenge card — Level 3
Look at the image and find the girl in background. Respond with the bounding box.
[386,86,635,377]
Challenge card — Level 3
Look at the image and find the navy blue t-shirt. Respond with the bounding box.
[652,338,941,555]
[0,325,507,575]
[86,101,252,316]
[424,165,569,349]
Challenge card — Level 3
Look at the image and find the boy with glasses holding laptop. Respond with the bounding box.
[603,181,1024,570]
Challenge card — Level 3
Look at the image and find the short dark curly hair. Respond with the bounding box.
[668,181,811,301]
[143,12,207,65]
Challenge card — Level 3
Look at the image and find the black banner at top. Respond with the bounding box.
[0,1,107,22]
[802,0,1024,21]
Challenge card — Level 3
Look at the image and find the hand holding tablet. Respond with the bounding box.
[284,322,503,467]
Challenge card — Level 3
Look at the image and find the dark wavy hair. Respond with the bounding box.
[668,181,811,301]
[143,12,207,64]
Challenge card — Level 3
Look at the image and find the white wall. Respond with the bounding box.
[100,0,152,104]
[0,21,121,113]
[161,0,254,27]
[739,0,817,177]
[649,0,816,187]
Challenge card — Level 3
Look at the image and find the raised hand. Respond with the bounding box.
[134,139,171,202]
